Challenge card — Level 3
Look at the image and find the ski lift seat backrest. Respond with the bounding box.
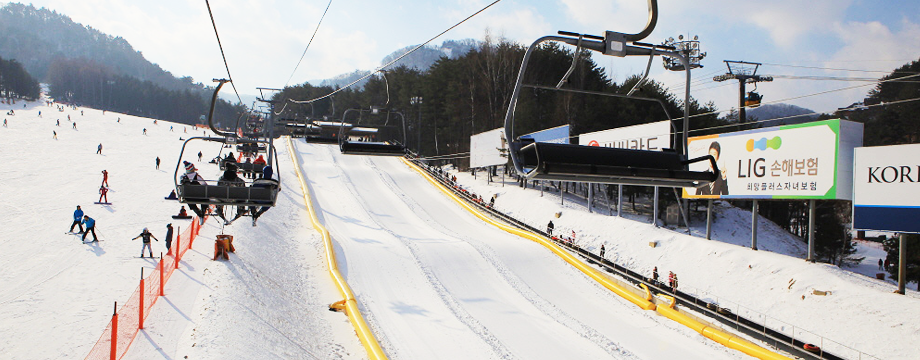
[236,144,266,153]
[236,162,265,174]
[339,141,405,156]
[305,135,339,144]
[515,140,717,187]
[178,183,278,206]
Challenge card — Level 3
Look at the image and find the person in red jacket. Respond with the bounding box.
[101,170,109,187]
[98,185,109,203]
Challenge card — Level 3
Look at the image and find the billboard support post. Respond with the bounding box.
[807,200,816,262]
[617,185,623,217]
[653,186,659,227]
[706,199,713,239]
[751,200,759,250]
[898,234,906,295]
[588,184,594,213]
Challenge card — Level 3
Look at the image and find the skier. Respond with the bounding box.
[2,119,6,127]
[72,122,77,130]
[164,223,174,254]
[216,162,246,225]
[38,110,41,117]
[170,126,174,132]
[98,185,109,203]
[180,163,208,223]
[97,143,102,154]
[599,244,606,258]
[197,151,203,162]
[69,205,85,233]
[652,267,659,283]
[156,157,161,169]
[546,220,554,236]
[142,128,147,135]
[878,258,884,270]
[101,170,109,187]
[117,117,120,123]
[132,228,158,258]
[53,131,57,140]
[56,119,60,126]
[81,215,98,242]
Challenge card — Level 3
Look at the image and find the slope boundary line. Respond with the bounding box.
[286,137,388,360]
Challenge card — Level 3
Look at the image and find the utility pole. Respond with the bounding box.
[410,96,422,156]
[713,61,773,123]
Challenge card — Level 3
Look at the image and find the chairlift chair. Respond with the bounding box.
[745,91,763,108]
[503,0,717,188]
[337,107,407,156]
[173,79,281,208]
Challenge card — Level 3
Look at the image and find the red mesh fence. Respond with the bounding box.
[85,212,207,360]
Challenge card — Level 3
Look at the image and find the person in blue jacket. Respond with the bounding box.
[81,215,98,242]
[69,205,84,233]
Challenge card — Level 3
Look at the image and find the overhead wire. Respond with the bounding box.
[205,0,244,105]
[287,0,503,106]
[284,0,334,87]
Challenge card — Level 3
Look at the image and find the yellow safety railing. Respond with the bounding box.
[287,138,387,360]
[402,158,791,360]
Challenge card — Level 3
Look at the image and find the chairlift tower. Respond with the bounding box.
[713,61,773,123]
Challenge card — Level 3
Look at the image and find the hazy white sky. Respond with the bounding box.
[13,0,920,114]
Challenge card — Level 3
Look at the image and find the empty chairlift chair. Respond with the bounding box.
[504,0,718,188]
[337,107,407,156]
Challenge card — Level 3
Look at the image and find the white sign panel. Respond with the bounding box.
[682,119,862,200]
[853,143,920,233]
[578,120,670,151]
[470,128,506,168]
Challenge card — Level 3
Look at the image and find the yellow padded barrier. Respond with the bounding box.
[656,296,791,360]
[402,159,655,311]
[287,138,388,360]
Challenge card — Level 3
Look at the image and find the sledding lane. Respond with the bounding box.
[294,140,744,360]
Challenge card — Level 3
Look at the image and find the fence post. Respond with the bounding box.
[159,253,164,296]
[110,301,118,360]
[139,268,145,329]
[175,234,180,270]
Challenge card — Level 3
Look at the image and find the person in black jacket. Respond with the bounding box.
[546,220,555,236]
[216,162,246,224]
[132,228,159,258]
[165,223,174,253]
[696,141,729,196]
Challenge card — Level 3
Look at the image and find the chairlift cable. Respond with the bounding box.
[284,0,334,87]
[205,0,244,105]
[761,62,920,74]
[288,0,503,105]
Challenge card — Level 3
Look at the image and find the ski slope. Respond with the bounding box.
[294,142,746,360]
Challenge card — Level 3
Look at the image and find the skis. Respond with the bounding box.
[65,231,84,235]
[83,240,103,243]
[171,215,193,219]
[94,202,112,205]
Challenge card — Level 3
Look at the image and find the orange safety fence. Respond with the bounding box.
[85,211,209,360]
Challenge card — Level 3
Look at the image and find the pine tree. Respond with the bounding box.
[883,234,920,291]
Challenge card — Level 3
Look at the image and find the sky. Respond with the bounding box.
[9,0,920,115]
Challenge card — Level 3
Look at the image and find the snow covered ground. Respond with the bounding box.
[0,97,362,359]
[447,167,920,359]
[3,94,918,360]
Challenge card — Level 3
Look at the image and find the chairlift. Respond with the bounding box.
[174,79,281,208]
[337,107,407,156]
[745,91,763,108]
[503,0,718,187]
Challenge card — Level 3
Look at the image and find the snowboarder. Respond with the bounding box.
[197,151,203,162]
[156,157,161,169]
[132,228,158,257]
[101,170,109,187]
[546,220,554,236]
[599,244,605,258]
[97,143,102,154]
[652,267,659,283]
[69,205,84,233]
[165,223,174,254]
[166,190,178,200]
[81,215,98,242]
[98,185,109,203]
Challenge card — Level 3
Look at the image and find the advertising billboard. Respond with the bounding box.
[577,120,671,151]
[470,128,506,169]
[853,143,920,233]
[520,125,570,144]
[682,119,863,200]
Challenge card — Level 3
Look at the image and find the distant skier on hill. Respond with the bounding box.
[132,228,158,258]
[101,170,109,187]
[97,143,102,154]
[69,205,84,233]
[156,157,161,169]
[142,128,147,135]
[3,119,7,127]
[198,151,203,162]
[72,122,77,130]
[53,131,57,139]
[56,119,60,126]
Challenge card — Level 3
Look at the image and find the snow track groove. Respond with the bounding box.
[294,141,744,360]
